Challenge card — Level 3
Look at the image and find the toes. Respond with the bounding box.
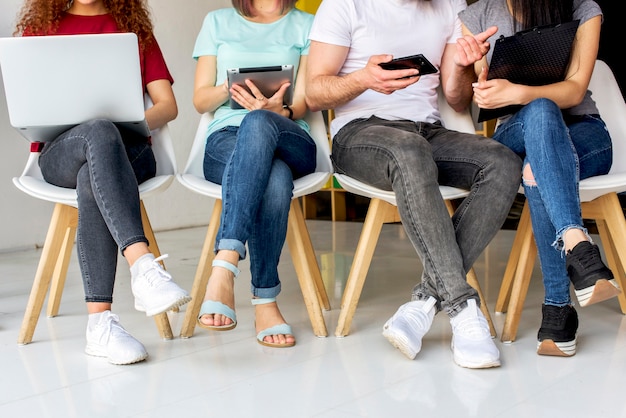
[263,333,295,346]
[200,313,233,327]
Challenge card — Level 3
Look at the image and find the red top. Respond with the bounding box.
[26,12,174,89]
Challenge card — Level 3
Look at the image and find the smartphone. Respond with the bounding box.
[379,54,438,76]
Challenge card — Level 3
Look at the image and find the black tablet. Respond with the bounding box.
[477,20,580,122]
[226,65,294,109]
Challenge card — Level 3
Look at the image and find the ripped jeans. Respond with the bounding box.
[492,98,612,305]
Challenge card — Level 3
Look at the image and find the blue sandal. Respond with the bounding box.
[252,297,296,348]
[197,260,239,331]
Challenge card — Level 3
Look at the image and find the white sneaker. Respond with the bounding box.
[382,297,437,359]
[450,299,500,369]
[131,254,191,316]
[85,311,148,365]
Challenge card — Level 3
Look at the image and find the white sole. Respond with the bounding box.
[383,327,419,360]
[135,294,192,317]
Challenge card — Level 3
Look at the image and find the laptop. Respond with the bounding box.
[477,20,580,122]
[0,32,150,142]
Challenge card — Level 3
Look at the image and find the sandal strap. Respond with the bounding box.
[212,259,240,278]
[251,297,276,305]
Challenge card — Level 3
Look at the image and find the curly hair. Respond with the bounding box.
[14,0,154,45]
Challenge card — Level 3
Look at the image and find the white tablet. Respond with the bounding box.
[226,65,294,109]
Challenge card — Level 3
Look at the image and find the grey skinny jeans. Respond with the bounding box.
[332,116,522,316]
[39,119,156,304]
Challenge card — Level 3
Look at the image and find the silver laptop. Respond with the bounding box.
[0,32,150,142]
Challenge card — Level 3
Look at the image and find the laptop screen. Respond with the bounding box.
[0,32,149,142]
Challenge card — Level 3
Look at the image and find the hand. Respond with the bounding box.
[472,66,516,109]
[362,54,421,95]
[455,26,498,67]
[229,79,289,112]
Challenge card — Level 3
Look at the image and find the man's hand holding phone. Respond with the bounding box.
[379,54,438,79]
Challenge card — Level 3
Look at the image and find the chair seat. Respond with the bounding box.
[14,173,174,207]
[579,172,626,201]
[334,173,471,205]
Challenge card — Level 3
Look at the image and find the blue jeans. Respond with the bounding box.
[203,110,316,298]
[332,116,522,315]
[492,98,612,306]
[39,119,156,303]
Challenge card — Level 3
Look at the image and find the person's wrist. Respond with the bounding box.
[283,104,293,120]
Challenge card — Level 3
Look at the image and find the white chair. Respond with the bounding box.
[13,95,178,345]
[178,110,333,338]
[496,59,626,342]
[333,91,497,337]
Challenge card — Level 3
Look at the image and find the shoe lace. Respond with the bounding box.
[453,315,490,340]
[100,312,127,342]
[542,306,568,327]
[401,306,432,329]
[571,244,599,269]
[143,254,173,286]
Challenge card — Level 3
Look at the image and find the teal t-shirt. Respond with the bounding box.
[193,7,314,137]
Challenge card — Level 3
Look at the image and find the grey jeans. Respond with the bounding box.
[332,116,522,316]
[39,119,156,304]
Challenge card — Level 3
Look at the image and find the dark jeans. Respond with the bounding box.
[39,119,155,303]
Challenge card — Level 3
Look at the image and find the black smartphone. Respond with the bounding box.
[379,54,438,76]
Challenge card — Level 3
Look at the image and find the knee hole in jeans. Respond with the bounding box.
[522,162,537,187]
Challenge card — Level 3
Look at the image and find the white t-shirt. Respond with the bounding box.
[309,0,467,136]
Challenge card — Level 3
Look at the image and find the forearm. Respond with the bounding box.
[145,79,178,130]
[306,70,369,112]
[442,63,476,112]
[193,83,229,114]
[145,99,177,130]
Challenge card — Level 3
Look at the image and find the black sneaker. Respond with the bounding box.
[565,241,620,307]
[537,304,578,357]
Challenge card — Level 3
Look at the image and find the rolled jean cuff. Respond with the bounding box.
[85,295,114,304]
[216,238,246,260]
[120,236,149,255]
[251,282,281,299]
[553,225,590,253]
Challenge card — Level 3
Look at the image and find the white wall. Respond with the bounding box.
[0,0,232,252]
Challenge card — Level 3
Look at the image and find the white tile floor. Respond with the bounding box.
[1,219,625,417]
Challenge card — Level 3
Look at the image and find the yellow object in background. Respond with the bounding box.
[295,0,322,14]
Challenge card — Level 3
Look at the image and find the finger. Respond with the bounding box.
[369,54,394,66]
[461,36,482,61]
[244,79,265,100]
[478,66,488,83]
[475,26,498,43]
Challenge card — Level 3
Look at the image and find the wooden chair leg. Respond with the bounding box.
[500,220,537,343]
[335,198,398,337]
[140,201,174,340]
[180,200,222,338]
[46,206,78,317]
[444,200,496,337]
[594,218,624,299]
[19,204,75,345]
[496,201,532,313]
[582,194,626,312]
[286,199,328,337]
